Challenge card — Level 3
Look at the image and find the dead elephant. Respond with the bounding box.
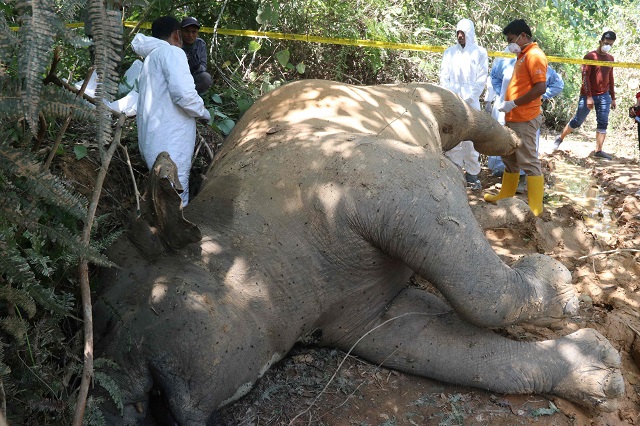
[94,80,624,424]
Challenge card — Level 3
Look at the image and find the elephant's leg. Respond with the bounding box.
[344,147,578,327]
[326,288,623,412]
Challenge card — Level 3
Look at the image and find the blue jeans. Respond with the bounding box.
[569,92,611,133]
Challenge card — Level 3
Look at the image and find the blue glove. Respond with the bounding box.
[498,100,517,113]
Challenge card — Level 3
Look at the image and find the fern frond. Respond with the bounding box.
[0,342,11,377]
[0,228,40,289]
[93,371,124,414]
[56,0,87,23]
[87,0,123,150]
[0,80,24,123]
[40,85,98,122]
[82,395,107,426]
[26,282,75,318]
[0,139,88,220]
[20,0,61,133]
[0,316,29,344]
[1,195,112,268]
[0,13,19,65]
[0,285,37,319]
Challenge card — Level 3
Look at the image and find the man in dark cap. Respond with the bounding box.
[180,17,212,94]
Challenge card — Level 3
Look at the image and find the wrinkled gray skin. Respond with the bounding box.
[94,80,624,425]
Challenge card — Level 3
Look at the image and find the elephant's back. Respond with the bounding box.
[219,79,443,158]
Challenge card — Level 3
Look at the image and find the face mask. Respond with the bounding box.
[507,34,522,54]
[507,43,521,54]
[601,44,612,53]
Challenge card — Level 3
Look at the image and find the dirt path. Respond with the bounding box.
[217,133,640,426]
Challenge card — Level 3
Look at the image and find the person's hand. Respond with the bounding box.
[198,110,212,125]
[586,96,594,109]
[498,100,517,113]
[611,99,617,110]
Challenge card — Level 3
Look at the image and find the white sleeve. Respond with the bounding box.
[163,47,210,120]
[440,49,451,89]
[471,48,489,101]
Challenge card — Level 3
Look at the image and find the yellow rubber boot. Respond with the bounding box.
[484,171,520,203]
[527,175,545,216]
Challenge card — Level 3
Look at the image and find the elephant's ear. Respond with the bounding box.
[129,152,201,258]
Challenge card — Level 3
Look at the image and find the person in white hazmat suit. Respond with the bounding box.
[132,16,211,207]
[440,19,488,191]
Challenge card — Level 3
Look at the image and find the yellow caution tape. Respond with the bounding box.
[10,21,640,70]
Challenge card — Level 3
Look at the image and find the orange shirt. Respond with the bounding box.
[505,42,548,122]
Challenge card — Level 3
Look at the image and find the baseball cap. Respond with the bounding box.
[181,17,201,28]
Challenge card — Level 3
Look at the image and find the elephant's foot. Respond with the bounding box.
[510,254,579,326]
[548,328,624,411]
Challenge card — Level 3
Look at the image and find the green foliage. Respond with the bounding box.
[0,137,119,423]
[1,4,123,422]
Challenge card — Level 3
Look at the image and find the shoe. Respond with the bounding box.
[553,136,563,151]
[515,175,527,194]
[484,171,520,203]
[593,151,612,160]
[465,173,482,191]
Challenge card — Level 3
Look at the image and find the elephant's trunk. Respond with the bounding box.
[407,83,521,155]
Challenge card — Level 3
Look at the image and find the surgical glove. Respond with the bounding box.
[198,109,212,125]
[499,100,517,113]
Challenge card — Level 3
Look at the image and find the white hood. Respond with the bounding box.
[132,33,169,59]
[456,19,476,46]
[440,18,488,110]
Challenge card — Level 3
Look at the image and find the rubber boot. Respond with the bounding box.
[527,175,545,216]
[484,171,520,203]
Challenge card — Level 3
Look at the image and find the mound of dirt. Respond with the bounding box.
[217,134,640,425]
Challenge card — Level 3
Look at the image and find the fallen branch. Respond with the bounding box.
[577,248,640,260]
[72,114,126,426]
[43,53,123,117]
[119,144,142,216]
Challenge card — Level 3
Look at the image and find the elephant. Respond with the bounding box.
[94,79,624,425]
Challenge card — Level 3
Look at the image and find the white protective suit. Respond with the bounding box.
[132,33,211,206]
[440,19,488,177]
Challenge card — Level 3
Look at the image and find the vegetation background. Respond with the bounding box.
[1,0,639,424]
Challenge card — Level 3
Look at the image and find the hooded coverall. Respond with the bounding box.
[440,19,488,177]
[132,33,211,206]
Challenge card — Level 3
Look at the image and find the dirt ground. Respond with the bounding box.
[215,131,640,426]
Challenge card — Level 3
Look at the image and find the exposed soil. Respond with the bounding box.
[215,132,640,426]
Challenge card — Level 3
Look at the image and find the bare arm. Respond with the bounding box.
[513,81,546,106]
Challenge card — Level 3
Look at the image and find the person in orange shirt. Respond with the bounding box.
[484,19,548,216]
